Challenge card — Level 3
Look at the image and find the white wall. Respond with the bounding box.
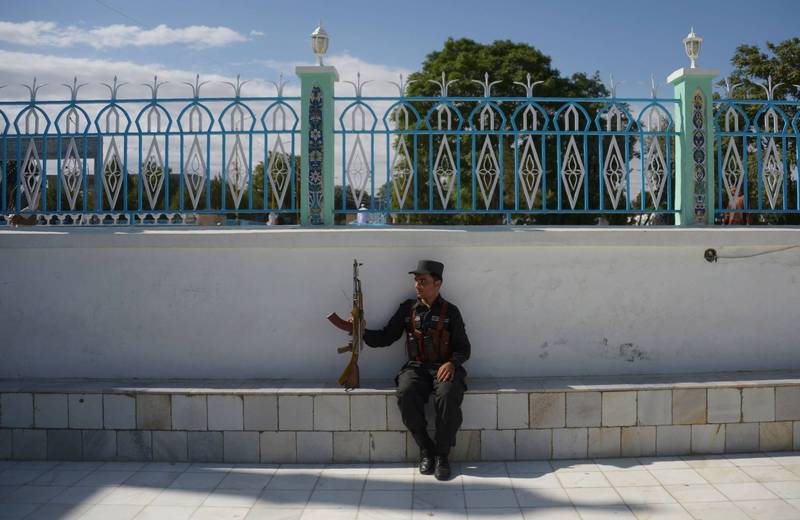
[1,226,799,379]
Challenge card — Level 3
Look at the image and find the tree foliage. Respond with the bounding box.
[380,38,639,225]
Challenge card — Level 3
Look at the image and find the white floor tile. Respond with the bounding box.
[360,490,412,509]
[190,506,250,519]
[78,504,143,520]
[763,480,800,499]
[663,484,727,503]
[680,501,750,520]
[254,489,311,508]
[151,488,211,507]
[627,502,692,519]
[732,499,800,520]
[514,487,570,508]
[604,471,659,487]
[520,506,581,519]
[99,486,162,506]
[615,486,676,505]
[648,470,707,486]
[556,471,611,488]
[695,467,754,484]
[202,489,261,508]
[465,489,518,509]
[413,490,465,509]
[134,505,197,520]
[713,482,779,501]
[306,489,362,509]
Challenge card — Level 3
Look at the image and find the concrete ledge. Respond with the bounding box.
[2,225,800,249]
[1,370,800,394]
[2,372,799,463]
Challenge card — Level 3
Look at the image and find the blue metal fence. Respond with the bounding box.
[3,73,799,226]
[714,96,799,219]
[334,93,680,221]
[0,78,300,225]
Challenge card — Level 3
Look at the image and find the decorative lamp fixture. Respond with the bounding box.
[683,27,702,69]
[311,22,329,66]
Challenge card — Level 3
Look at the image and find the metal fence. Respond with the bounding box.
[714,82,799,220]
[334,75,679,221]
[0,77,300,225]
[1,72,799,226]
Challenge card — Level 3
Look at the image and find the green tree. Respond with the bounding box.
[376,37,643,225]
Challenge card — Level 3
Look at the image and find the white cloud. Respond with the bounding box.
[0,50,292,100]
[249,30,265,38]
[0,20,248,49]
[258,52,413,97]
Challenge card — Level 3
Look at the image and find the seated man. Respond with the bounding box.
[363,260,471,480]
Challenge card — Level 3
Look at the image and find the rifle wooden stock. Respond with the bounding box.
[327,312,353,333]
[337,357,360,389]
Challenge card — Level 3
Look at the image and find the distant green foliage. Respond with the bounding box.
[382,38,642,225]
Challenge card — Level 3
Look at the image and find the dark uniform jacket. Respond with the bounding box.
[363,295,471,368]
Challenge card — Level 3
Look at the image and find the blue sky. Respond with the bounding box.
[0,0,797,99]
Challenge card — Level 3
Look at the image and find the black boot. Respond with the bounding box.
[434,455,451,481]
[419,449,435,475]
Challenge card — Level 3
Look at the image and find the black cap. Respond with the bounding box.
[409,260,444,279]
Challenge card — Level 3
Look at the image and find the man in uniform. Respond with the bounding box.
[362,260,471,480]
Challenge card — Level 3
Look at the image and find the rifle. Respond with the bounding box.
[326,259,364,389]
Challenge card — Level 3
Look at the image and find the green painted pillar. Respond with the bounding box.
[296,66,338,225]
[668,67,718,225]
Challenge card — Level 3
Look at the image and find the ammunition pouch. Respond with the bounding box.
[406,300,450,364]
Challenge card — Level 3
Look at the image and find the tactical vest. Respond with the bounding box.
[405,300,451,364]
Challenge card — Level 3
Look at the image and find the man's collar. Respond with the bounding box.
[415,294,443,310]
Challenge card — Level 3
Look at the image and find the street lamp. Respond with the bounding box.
[311,22,329,66]
[683,27,702,69]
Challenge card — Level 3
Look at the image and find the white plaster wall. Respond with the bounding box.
[1,227,799,379]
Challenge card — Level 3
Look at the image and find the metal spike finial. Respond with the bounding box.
[513,73,544,97]
[724,77,742,98]
[62,76,87,102]
[650,74,660,99]
[756,75,783,100]
[183,74,210,99]
[267,73,289,97]
[101,76,127,101]
[471,72,501,98]
[607,73,623,98]
[428,71,457,98]
[143,75,168,100]
[22,77,47,103]
[223,74,250,98]
[389,73,415,96]
[344,72,373,97]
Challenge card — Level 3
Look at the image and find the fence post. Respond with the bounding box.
[296,65,338,225]
[668,31,718,225]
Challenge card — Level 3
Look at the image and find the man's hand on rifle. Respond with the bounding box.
[347,316,366,329]
[436,361,455,382]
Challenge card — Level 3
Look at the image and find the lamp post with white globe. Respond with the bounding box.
[296,24,339,225]
[668,28,718,226]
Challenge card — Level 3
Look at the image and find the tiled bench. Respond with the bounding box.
[1,371,799,463]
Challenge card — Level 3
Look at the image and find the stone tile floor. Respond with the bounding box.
[1,452,800,519]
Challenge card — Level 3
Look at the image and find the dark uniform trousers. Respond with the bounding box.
[395,363,467,456]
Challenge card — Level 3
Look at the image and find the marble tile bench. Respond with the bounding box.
[1,370,799,464]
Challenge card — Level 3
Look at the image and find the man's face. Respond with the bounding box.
[414,274,441,302]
